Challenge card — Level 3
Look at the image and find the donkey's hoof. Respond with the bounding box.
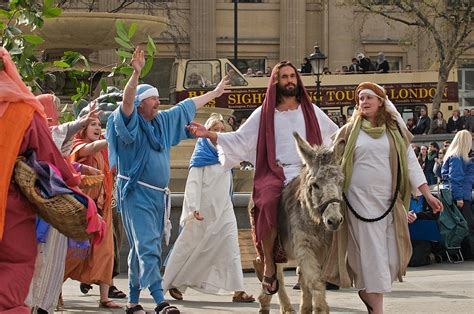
[259,310,270,314]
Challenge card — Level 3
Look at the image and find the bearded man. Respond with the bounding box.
[187,61,339,294]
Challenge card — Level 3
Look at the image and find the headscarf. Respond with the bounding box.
[36,94,60,127]
[252,61,323,242]
[189,114,223,168]
[0,48,45,118]
[341,82,412,209]
[377,52,386,64]
[133,84,159,107]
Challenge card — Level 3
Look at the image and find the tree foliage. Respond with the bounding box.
[0,0,62,90]
[350,0,474,113]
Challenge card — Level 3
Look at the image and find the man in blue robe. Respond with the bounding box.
[106,48,228,314]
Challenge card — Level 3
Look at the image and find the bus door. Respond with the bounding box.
[224,62,248,87]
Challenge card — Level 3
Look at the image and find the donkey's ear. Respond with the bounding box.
[293,132,316,165]
[332,138,345,164]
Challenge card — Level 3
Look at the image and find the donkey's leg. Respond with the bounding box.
[312,278,329,314]
[258,290,272,314]
[298,271,313,314]
[297,251,329,314]
[275,263,295,314]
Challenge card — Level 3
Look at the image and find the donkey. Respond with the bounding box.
[257,132,345,314]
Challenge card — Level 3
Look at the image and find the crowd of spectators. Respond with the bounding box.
[407,107,474,134]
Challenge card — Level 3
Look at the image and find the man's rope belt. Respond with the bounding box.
[117,174,172,245]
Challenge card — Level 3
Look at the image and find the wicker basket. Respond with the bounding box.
[13,158,92,240]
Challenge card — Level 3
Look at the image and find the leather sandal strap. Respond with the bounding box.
[126,304,144,314]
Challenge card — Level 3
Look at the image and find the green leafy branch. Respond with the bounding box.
[109,19,157,87]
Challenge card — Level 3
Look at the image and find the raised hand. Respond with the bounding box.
[212,75,230,98]
[131,47,145,74]
[186,121,208,138]
[77,101,101,128]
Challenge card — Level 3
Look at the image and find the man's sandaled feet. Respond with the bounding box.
[358,290,373,313]
[109,285,127,298]
[232,291,255,303]
[168,288,183,300]
[155,301,180,314]
[126,304,145,314]
[99,300,122,309]
[262,273,279,295]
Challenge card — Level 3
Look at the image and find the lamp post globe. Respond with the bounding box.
[308,44,327,107]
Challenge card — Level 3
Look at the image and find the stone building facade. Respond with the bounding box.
[63,0,473,107]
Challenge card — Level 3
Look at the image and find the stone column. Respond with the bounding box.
[279,0,306,65]
[190,0,216,59]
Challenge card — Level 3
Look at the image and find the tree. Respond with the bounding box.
[350,0,474,114]
[0,0,63,91]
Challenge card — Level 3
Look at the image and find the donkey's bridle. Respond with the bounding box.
[317,198,342,214]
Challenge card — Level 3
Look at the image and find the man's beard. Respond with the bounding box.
[277,83,299,97]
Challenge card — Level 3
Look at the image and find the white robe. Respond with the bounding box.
[346,130,426,293]
[217,104,339,184]
[163,163,244,294]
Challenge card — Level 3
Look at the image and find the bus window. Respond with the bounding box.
[184,60,221,89]
[225,63,248,86]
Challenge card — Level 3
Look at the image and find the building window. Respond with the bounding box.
[458,63,474,109]
[184,60,222,89]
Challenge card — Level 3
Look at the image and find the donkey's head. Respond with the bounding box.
[293,132,344,231]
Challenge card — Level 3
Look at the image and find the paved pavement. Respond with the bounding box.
[57,261,474,313]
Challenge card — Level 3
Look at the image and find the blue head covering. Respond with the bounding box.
[189,138,219,168]
[134,84,159,107]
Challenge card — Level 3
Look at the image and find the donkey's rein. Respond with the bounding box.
[317,198,342,214]
[343,158,401,223]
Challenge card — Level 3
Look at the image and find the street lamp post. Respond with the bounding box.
[308,44,327,107]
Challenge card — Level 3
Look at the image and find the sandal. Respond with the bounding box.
[99,300,122,309]
[168,288,183,301]
[109,285,127,299]
[262,262,279,295]
[80,283,93,294]
[155,301,180,313]
[262,273,279,295]
[232,291,255,303]
[126,304,145,314]
[358,290,373,313]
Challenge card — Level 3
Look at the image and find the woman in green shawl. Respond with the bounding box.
[326,82,442,314]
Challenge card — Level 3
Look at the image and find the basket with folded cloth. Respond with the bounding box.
[13,157,92,240]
